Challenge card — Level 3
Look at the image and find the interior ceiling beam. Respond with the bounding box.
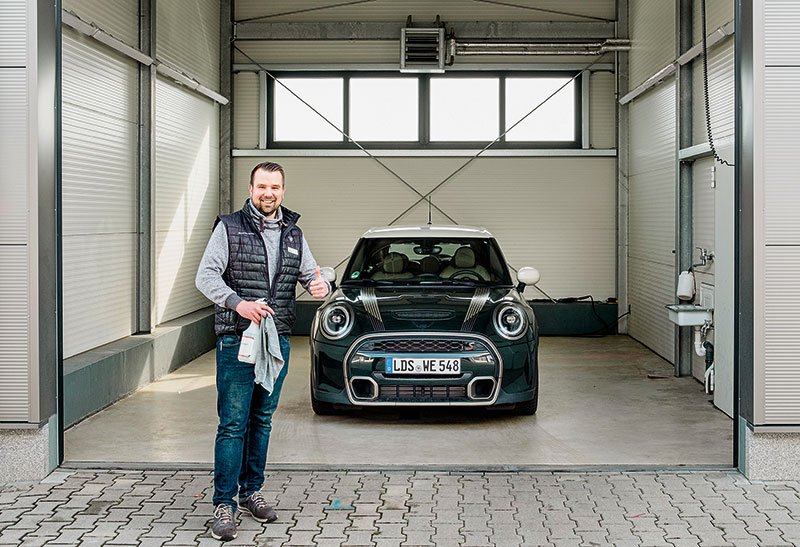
[234,21,616,41]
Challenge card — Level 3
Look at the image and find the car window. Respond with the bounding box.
[343,237,512,285]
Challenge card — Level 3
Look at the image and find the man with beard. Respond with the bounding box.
[196,161,329,541]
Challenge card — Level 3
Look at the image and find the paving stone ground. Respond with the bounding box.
[1,469,800,546]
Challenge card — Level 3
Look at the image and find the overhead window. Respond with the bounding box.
[349,77,419,141]
[266,71,581,148]
[505,77,576,142]
[429,77,499,142]
[273,77,343,141]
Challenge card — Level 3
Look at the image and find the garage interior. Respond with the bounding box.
[57,0,736,467]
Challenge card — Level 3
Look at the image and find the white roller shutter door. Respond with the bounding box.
[154,77,219,324]
[61,28,138,358]
[157,0,220,91]
[62,0,139,49]
[628,80,677,363]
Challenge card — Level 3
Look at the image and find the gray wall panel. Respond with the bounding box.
[0,69,28,245]
[764,247,800,423]
[61,28,138,358]
[690,156,717,381]
[157,0,220,91]
[764,0,800,66]
[628,258,675,362]
[233,156,617,302]
[235,0,615,23]
[629,0,675,89]
[0,246,29,421]
[62,234,137,357]
[155,78,220,324]
[628,79,676,363]
[233,72,259,149]
[62,30,138,120]
[764,67,800,245]
[62,0,139,48]
[590,71,615,149]
[693,0,734,44]
[0,0,26,67]
[234,41,397,64]
[693,39,734,145]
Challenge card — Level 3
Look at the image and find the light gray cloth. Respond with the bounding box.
[253,312,284,395]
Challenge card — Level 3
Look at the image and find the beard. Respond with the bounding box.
[253,196,280,217]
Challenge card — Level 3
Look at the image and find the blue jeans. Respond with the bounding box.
[213,333,290,509]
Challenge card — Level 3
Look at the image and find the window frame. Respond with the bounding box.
[266,70,582,150]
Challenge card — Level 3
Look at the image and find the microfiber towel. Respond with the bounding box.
[254,312,285,395]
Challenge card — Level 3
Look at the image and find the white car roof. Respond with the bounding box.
[361,225,493,239]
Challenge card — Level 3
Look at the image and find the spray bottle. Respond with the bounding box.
[238,299,266,363]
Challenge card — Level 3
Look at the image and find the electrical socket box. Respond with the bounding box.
[699,282,714,310]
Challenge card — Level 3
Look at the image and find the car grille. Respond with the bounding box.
[379,384,467,401]
[360,338,485,353]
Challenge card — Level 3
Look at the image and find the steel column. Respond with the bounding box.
[676,0,694,376]
[220,0,233,214]
[616,0,629,334]
[137,0,155,334]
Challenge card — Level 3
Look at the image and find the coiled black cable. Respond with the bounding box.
[701,0,734,167]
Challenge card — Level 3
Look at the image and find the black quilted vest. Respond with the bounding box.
[214,202,303,336]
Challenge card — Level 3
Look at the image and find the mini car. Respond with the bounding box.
[310,225,541,415]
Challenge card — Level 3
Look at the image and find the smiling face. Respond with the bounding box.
[249,168,285,218]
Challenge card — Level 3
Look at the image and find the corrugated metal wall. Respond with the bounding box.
[627,79,676,363]
[232,156,616,302]
[693,38,735,144]
[0,0,29,421]
[629,0,675,89]
[157,0,220,91]
[61,28,139,358]
[691,156,716,380]
[154,78,220,324]
[153,0,221,325]
[590,71,616,149]
[62,0,139,48]
[233,72,259,149]
[762,0,800,423]
[764,247,800,423]
[693,0,734,44]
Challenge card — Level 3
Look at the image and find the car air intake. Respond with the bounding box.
[351,377,377,400]
[468,378,496,400]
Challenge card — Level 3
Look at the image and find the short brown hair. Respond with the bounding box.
[249,161,285,186]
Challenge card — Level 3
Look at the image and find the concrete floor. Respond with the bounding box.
[64,335,733,466]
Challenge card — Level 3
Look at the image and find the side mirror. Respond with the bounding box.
[320,266,337,291]
[516,267,540,292]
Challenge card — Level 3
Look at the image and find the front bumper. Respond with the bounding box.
[311,331,537,407]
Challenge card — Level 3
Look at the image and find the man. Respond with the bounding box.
[196,161,329,541]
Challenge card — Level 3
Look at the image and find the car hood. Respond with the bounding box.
[334,285,523,333]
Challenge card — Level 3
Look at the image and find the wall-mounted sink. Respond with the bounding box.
[665,304,713,326]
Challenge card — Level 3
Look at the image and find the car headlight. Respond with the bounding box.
[320,303,353,340]
[493,303,527,340]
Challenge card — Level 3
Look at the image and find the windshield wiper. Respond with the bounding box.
[342,278,393,286]
[426,279,480,286]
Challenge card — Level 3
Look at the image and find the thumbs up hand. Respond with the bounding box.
[309,265,329,299]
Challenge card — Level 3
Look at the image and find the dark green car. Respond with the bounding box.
[310,225,541,415]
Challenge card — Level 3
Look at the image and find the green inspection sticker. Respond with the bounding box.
[350,271,361,279]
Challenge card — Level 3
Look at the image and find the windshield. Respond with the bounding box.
[342,237,513,286]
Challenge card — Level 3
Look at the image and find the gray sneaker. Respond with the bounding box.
[210,504,237,541]
[239,491,278,523]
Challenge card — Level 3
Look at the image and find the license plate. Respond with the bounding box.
[385,357,461,375]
